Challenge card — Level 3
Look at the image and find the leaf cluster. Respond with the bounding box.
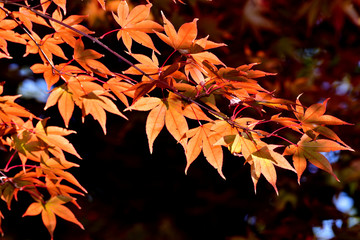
[0,0,354,239]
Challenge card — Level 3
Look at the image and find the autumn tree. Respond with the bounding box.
[0,0,356,239]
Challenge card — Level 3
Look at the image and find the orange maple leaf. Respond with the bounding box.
[213,118,295,195]
[0,171,43,210]
[294,96,352,133]
[145,98,166,154]
[0,14,27,58]
[123,52,160,76]
[53,0,67,14]
[34,120,82,159]
[0,84,35,125]
[184,123,225,179]
[155,13,225,55]
[112,1,163,53]
[284,135,354,183]
[248,145,296,195]
[14,7,50,32]
[80,90,128,134]
[41,163,87,197]
[50,9,95,48]
[23,196,84,240]
[123,52,186,83]
[73,38,113,77]
[45,84,76,128]
[126,96,188,152]
[22,32,67,63]
[31,63,84,90]
[155,12,198,51]
[45,75,127,132]
[155,14,226,84]
[103,76,135,107]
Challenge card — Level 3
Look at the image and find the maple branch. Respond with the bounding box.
[32,0,51,10]
[2,1,277,135]
[6,2,150,78]
[17,2,253,133]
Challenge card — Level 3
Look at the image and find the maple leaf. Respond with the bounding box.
[284,135,354,183]
[7,123,77,171]
[155,16,227,84]
[45,84,76,128]
[14,7,50,32]
[8,128,44,167]
[219,128,293,194]
[0,171,43,210]
[73,38,113,77]
[79,90,128,134]
[5,120,77,173]
[123,53,186,103]
[112,1,163,53]
[22,32,67,63]
[212,117,294,195]
[155,13,225,55]
[34,119,82,159]
[0,87,35,125]
[123,52,160,75]
[45,75,120,129]
[6,120,80,169]
[50,9,95,48]
[45,177,83,200]
[164,96,189,149]
[145,98,166,154]
[155,12,198,51]
[294,96,352,133]
[123,52,185,85]
[46,76,128,133]
[184,58,207,85]
[31,63,84,90]
[173,82,220,111]
[0,18,27,58]
[103,76,135,107]
[212,117,259,153]
[270,113,302,133]
[53,0,67,15]
[184,123,225,179]
[191,35,227,52]
[248,145,296,195]
[40,163,87,199]
[23,196,84,240]
[126,96,188,152]
[182,102,213,121]
[40,0,52,13]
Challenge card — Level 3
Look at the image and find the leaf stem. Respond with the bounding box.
[4,150,17,172]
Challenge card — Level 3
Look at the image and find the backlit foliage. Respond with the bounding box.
[0,0,353,239]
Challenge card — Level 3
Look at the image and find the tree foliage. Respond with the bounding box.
[0,0,356,239]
